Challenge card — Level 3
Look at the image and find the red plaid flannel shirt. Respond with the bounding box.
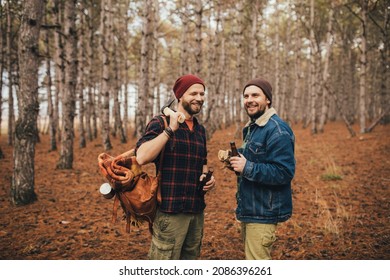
[136,115,207,214]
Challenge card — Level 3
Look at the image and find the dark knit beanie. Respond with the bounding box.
[243,77,273,106]
[173,74,205,100]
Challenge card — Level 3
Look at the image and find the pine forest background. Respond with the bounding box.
[0,0,389,206]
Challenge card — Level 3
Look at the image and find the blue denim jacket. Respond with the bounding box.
[236,108,295,224]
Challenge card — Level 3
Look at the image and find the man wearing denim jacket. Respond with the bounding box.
[229,77,296,260]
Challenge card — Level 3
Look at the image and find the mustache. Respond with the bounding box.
[192,101,204,106]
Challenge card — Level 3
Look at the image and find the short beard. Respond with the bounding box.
[246,106,266,120]
[182,101,202,115]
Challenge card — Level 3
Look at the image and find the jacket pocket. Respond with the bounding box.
[247,142,266,160]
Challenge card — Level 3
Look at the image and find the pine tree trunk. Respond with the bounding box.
[85,7,95,141]
[274,0,281,113]
[57,0,77,169]
[309,0,317,134]
[100,0,113,150]
[180,0,189,75]
[53,0,62,145]
[136,0,152,138]
[146,0,155,120]
[318,3,334,133]
[250,1,259,78]
[359,0,368,133]
[11,0,44,205]
[113,47,126,144]
[0,4,4,138]
[234,2,243,139]
[379,5,389,123]
[6,0,14,146]
[123,0,131,137]
[77,3,86,148]
[194,0,203,76]
[44,4,57,151]
[151,0,160,117]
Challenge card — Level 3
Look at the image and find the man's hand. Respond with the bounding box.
[230,153,247,174]
[199,173,216,192]
[168,111,181,132]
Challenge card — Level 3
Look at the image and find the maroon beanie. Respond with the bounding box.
[243,77,273,106]
[173,74,205,100]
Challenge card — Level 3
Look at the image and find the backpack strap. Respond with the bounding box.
[156,115,169,203]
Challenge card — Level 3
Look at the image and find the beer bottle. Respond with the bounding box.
[197,168,214,194]
[230,142,240,175]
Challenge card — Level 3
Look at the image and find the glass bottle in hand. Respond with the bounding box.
[230,141,240,176]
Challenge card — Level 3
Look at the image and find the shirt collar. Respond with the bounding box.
[244,107,277,128]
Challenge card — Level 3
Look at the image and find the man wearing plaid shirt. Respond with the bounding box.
[136,74,216,260]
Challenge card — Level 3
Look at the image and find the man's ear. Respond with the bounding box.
[266,99,271,104]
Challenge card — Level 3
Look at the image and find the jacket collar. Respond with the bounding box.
[245,107,277,128]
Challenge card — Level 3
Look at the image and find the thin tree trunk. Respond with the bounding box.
[44,3,57,151]
[274,0,281,113]
[359,0,368,133]
[151,0,160,117]
[85,4,95,141]
[0,4,4,138]
[100,0,113,150]
[378,5,389,123]
[6,0,14,146]
[123,0,131,137]
[309,0,317,134]
[77,2,86,148]
[180,0,189,75]
[57,0,77,169]
[113,45,126,143]
[53,0,62,145]
[145,0,155,120]
[11,0,44,205]
[136,0,152,138]
[234,2,243,139]
[318,3,334,133]
[250,0,259,78]
[194,0,203,76]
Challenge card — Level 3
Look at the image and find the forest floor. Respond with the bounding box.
[0,121,389,260]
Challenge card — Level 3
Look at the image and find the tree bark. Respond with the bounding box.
[234,2,244,139]
[179,0,189,75]
[11,0,44,205]
[44,1,57,151]
[318,3,335,133]
[136,0,152,138]
[359,0,368,133]
[77,2,86,148]
[309,0,318,134]
[194,0,203,76]
[57,0,77,169]
[0,4,4,138]
[6,0,15,146]
[100,0,113,150]
[53,0,63,145]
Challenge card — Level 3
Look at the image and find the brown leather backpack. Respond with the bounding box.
[97,117,167,234]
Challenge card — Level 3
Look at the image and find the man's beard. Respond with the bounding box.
[182,100,203,115]
[245,104,266,120]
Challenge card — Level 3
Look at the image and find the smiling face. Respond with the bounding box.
[179,83,205,116]
[243,85,270,119]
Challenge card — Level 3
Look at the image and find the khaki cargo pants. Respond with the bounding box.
[148,209,204,260]
[241,222,277,260]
